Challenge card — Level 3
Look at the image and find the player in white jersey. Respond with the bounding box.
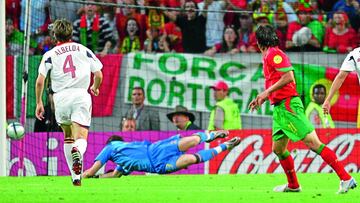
[323,47,360,115]
[35,19,103,186]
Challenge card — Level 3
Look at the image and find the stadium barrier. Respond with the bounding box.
[7,129,360,176]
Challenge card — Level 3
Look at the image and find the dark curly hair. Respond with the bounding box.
[255,25,279,49]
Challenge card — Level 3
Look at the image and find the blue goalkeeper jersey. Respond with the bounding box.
[95,140,156,174]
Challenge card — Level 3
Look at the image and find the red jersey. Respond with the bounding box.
[323,27,357,53]
[263,47,298,104]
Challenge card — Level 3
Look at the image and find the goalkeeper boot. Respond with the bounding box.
[338,177,357,194]
[273,184,301,192]
[205,130,229,143]
[224,137,241,150]
[71,147,82,175]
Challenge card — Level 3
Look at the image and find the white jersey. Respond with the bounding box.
[340,47,360,84]
[38,42,103,93]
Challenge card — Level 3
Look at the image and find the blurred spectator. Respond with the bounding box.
[120,118,137,131]
[247,12,284,52]
[236,12,254,53]
[120,17,142,53]
[167,105,201,130]
[146,0,165,29]
[165,0,207,53]
[37,35,55,55]
[49,0,83,23]
[249,0,298,23]
[332,0,360,31]
[223,1,249,26]
[310,0,327,25]
[270,0,298,23]
[198,0,228,48]
[158,34,173,52]
[318,0,338,12]
[73,5,114,55]
[144,27,161,52]
[163,0,182,8]
[20,0,50,35]
[265,0,298,23]
[6,18,37,56]
[124,87,160,131]
[284,0,297,7]
[286,2,325,51]
[208,81,241,130]
[204,25,239,56]
[115,0,147,45]
[136,0,146,14]
[101,0,119,54]
[229,0,247,9]
[6,0,21,29]
[305,84,335,128]
[323,11,357,53]
[274,7,288,50]
[163,22,183,52]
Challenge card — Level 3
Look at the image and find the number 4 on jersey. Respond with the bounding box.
[63,55,76,78]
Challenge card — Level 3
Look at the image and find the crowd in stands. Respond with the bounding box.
[6,0,360,56]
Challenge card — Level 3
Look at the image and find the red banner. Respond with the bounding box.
[209,129,360,174]
[91,54,122,116]
[6,56,14,119]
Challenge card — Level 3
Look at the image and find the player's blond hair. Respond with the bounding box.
[52,19,73,42]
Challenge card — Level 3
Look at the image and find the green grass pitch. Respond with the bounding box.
[1,173,359,203]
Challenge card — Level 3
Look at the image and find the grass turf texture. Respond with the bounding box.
[1,173,359,203]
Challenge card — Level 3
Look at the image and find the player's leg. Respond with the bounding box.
[175,137,241,169]
[68,90,92,185]
[52,90,80,185]
[60,124,78,184]
[71,123,89,175]
[272,135,301,192]
[178,130,229,152]
[302,130,356,193]
[271,97,306,192]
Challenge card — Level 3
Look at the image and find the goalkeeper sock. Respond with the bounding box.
[278,151,299,189]
[195,144,227,163]
[318,145,351,181]
[64,139,76,181]
[197,131,215,143]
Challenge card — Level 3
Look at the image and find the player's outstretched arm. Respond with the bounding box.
[90,71,103,96]
[249,70,294,111]
[98,169,122,178]
[35,74,46,120]
[323,70,349,114]
[82,160,103,178]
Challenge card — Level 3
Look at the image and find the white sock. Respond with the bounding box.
[74,139,87,180]
[74,139,88,157]
[64,143,76,181]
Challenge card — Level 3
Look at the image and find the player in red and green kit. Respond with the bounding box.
[249,25,357,194]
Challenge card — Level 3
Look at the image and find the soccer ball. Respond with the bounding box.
[6,122,25,140]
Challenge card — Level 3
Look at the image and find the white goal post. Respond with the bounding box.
[0,0,7,176]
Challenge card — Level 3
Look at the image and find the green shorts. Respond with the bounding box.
[272,97,314,142]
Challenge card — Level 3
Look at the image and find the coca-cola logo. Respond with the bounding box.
[209,130,360,174]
